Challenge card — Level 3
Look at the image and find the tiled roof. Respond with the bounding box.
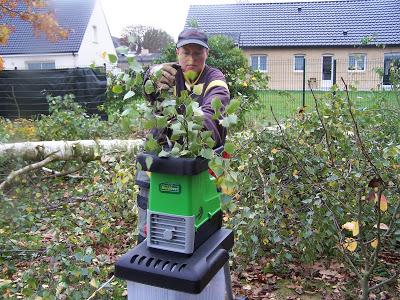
[0,0,96,55]
[186,0,400,48]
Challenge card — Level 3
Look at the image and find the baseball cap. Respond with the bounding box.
[176,28,209,49]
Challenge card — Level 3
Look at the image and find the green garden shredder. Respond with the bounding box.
[114,152,246,300]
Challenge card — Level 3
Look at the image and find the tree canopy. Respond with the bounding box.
[120,25,173,54]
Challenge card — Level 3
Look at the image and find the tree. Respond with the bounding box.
[0,0,69,70]
[142,28,173,53]
[120,25,173,54]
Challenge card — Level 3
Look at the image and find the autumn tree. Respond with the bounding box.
[120,25,173,54]
[0,0,69,70]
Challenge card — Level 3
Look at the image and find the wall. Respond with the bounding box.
[3,53,76,70]
[243,46,400,90]
[77,0,116,69]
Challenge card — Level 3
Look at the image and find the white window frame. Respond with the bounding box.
[348,53,366,72]
[293,55,305,72]
[250,55,268,72]
[25,61,56,70]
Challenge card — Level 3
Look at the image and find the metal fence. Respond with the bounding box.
[248,58,398,124]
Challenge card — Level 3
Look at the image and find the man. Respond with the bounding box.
[136,28,230,243]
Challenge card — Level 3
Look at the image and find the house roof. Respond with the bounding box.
[186,0,400,48]
[0,0,96,55]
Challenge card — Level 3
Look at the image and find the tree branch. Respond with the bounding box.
[341,78,381,179]
[41,163,86,179]
[270,105,305,174]
[0,154,57,190]
[309,83,335,166]
[369,269,399,292]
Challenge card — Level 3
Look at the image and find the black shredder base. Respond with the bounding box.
[114,228,234,294]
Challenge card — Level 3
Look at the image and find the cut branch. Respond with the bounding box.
[0,155,57,190]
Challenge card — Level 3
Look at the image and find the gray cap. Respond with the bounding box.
[176,28,209,49]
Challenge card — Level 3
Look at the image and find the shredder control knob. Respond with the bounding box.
[163,229,173,240]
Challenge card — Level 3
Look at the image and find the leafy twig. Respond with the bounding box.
[309,83,335,166]
[270,105,305,174]
[341,78,381,180]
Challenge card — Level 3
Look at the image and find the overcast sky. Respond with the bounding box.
[100,0,340,39]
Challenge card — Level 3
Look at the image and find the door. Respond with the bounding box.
[321,55,333,90]
[383,53,400,86]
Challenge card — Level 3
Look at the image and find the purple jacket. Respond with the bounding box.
[145,64,230,147]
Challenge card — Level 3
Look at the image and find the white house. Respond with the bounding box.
[0,0,116,70]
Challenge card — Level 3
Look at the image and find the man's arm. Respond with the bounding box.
[201,69,230,147]
[143,63,177,102]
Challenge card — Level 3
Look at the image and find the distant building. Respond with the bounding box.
[0,0,116,70]
[186,0,400,90]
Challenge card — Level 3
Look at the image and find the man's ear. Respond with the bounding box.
[176,48,180,55]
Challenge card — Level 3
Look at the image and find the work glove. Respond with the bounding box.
[150,63,178,91]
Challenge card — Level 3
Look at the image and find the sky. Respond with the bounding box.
[100,0,338,40]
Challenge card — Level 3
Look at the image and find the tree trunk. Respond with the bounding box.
[0,139,144,162]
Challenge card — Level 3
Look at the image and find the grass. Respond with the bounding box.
[245,89,399,125]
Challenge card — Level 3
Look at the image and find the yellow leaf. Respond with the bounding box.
[292,169,299,177]
[370,239,378,248]
[373,223,389,230]
[342,221,359,237]
[101,51,107,59]
[221,184,235,196]
[271,148,279,154]
[379,195,388,212]
[237,165,245,171]
[262,238,269,245]
[343,238,357,252]
[90,278,98,288]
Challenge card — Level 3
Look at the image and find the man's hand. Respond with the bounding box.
[150,63,177,91]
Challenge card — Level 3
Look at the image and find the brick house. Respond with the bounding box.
[185,0,400,90]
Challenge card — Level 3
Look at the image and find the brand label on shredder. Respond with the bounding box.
[159,183,181,194]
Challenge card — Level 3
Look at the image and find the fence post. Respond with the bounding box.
[333,59,337,96]
[302,57,306,107]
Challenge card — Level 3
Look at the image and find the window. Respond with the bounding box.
[383,53,400,85]
[92,25,98,43]
[348,54,366,71]
[26,61,55,70]
[250,55,267,72]
[294,55,305,71]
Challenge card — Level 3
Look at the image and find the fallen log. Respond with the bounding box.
[0,139,144,191]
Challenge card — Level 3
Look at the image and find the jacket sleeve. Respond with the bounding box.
[200,69,231,147]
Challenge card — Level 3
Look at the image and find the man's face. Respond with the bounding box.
[176,44,208,75]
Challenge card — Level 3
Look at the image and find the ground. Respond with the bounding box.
[231,257,400,300]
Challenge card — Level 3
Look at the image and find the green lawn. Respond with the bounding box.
[245,89,399,125]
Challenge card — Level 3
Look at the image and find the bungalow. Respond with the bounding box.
[185,0,400,90]
[0,0,116,70]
